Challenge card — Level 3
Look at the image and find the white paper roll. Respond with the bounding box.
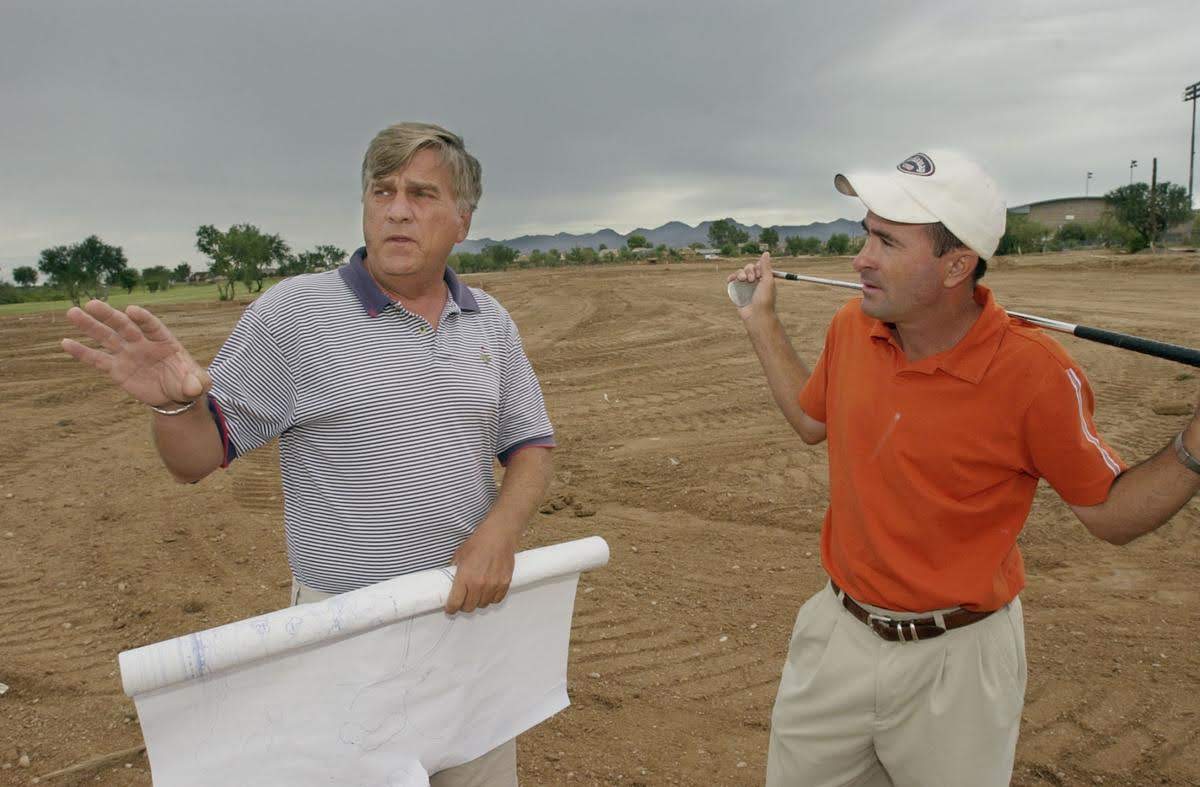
[119,536,610,698]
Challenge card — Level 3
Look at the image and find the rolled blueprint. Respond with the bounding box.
[119,536,610,787]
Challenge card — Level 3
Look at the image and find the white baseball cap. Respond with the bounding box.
[834,150,1007,260]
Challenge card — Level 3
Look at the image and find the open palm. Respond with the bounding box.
[61,300,210,407]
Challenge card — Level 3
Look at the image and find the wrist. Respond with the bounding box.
[743,308,781,334]
[1183,418,1200,453]
[475,515,522,544]
[1173,429,1200,475]
[150,398,200,416]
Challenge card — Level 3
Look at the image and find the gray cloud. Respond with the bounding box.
[2,0,1197,277]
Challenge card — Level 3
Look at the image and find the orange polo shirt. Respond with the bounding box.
[798,285,1126,612]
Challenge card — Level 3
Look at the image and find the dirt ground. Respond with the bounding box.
[2,252,1199,786]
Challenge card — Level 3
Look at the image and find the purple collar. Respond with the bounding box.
[338,246,480,318]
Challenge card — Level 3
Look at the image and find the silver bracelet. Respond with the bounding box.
[150,399,198,416]
[1173,432,1200,475]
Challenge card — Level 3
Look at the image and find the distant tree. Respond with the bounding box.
[1105,182,1193,248]
[824,233,851,255]
[196,225,233,299]
[708,218,749,249]
[260,234,290,290]
[627,234,649,250]
[654,243,668,255]
[279,250,318,277]
[668,248,682,260]
[315,245,347,269]
[142,265,172,292]
[483,244,519,267]
[12,266,37,287]
[173,262,192,282]
[1088,215,1137,250]
[196,224,289,299]
[1054,222,1089,246]
[566,246,599,265]
[114,267,140,294]
[450,252,484,273]
[708,219,731,247]
[278,245,346,277]
[740,241,761,255]
[37,235,129,305]
[759,227,779,250]
[688,241,705,250]
[598,243,608,251]
[719,243,738,257]
[785,235,824,255]
[995,214,1047,255]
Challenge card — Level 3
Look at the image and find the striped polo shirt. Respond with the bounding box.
[205,248,555,593]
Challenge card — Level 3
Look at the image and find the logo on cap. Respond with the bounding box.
[897,153,935,177]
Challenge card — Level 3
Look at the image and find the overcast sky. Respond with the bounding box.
[2,0,1198,277]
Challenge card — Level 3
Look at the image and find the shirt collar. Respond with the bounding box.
[338,246,480,317]
[868,285,1007,384]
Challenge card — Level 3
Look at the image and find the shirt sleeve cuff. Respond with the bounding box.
[498,435,555,466]
[206,394,239,468]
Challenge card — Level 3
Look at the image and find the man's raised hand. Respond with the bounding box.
[727,253,777,319]
[61,300,211,408]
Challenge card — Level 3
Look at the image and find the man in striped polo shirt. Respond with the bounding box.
[61,122,554,785]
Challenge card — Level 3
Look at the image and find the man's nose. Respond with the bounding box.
[852,244,873,272]
[854,238,883,272]
[386,195,414,223]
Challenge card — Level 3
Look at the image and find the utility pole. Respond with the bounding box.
[1085,171,1093,196]
[1185,80,1199,206]
[1149,157,1158,252]
[1130,159,1138,185]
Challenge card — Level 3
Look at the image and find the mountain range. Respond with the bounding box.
[453,217,864,255]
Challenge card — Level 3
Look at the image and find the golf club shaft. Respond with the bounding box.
[768,270,1200,369]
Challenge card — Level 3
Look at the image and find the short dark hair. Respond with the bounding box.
[927,222,987,282]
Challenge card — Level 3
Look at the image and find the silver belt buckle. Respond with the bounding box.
[868,613,919,642]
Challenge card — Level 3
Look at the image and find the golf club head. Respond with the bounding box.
[727,279,757,309]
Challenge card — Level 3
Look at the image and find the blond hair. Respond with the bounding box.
[361,122,482,212]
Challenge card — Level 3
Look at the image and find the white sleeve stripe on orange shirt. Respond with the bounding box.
[1066,368,1121,476]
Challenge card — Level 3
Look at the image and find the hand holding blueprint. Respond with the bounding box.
[119,536,610,786]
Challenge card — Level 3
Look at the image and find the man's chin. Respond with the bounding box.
[860,295,891,321]
[372,249,423,271]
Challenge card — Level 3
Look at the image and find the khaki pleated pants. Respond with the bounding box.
[767,582,1026,787]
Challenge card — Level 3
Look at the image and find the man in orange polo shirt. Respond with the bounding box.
[730,150,1200,787]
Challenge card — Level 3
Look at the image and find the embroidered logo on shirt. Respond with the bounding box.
[480,346,492,364]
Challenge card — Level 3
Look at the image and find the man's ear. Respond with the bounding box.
[943,250,979,288]
[457,210,473,243]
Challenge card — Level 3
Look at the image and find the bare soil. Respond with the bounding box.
[1,252,1198,785]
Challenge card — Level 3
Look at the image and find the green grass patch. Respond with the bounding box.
[0,280,283,316]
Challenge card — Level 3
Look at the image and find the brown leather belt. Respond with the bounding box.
[830,580,996,643]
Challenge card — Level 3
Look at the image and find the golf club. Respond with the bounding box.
[727,271,1200,369]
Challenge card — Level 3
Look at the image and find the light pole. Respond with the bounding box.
[1085,171,1093,196]
[1185,80,1199,206]
[1130,159,1138,185]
